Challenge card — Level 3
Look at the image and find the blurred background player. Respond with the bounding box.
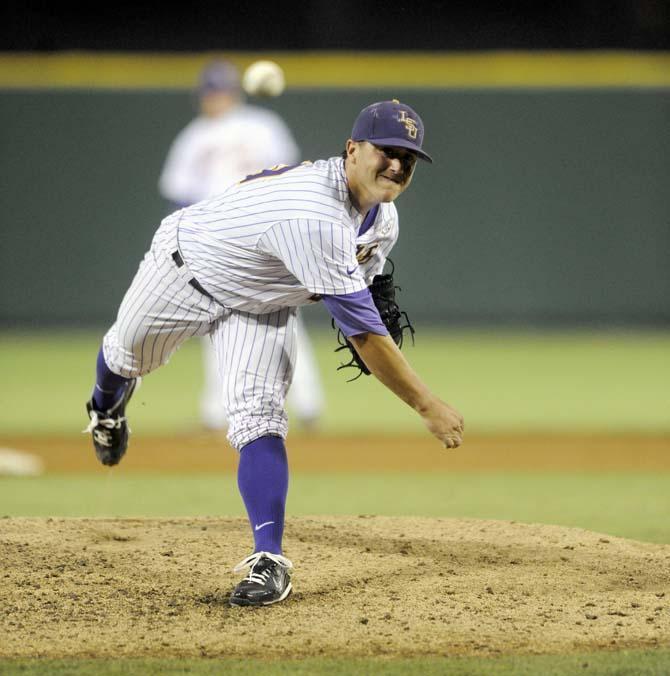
[158,60,324,431]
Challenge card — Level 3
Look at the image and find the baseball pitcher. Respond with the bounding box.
[85,99,464,607]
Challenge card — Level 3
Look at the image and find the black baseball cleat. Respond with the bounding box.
[229,552,293,607]
[83,378,140,466]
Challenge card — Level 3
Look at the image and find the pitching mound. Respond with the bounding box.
[1,516,668,658]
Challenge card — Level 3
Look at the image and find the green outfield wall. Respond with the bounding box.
[1,70,668,327]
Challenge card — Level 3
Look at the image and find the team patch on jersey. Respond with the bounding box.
[377,220,392,236]
[356,243,379,264]
[240,161,312,183]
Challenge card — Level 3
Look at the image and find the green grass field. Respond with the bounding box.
[1,328,669,675]
[2,472,669,543]
[1,328,669,435]
[5,650,670,676]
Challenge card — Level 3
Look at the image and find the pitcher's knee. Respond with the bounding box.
[227,412,288,451]
[103,329,161,378]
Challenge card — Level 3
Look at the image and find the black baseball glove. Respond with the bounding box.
[333,259,415,381]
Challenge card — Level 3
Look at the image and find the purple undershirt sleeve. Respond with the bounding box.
[321,289,389,338]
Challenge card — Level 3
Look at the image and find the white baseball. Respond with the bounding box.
[242,60,286,97]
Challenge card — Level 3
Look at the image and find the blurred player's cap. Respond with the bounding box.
[351,99,432,163]
[198,60,241,94]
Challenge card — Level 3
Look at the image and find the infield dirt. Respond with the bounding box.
[2,432,670,474]
[1,515,669,659]
[2,432,669,659]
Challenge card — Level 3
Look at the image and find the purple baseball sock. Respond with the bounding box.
[237,435,289,555]
[92,346,131,411]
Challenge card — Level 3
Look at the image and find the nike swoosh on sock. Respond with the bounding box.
[254,521,275,531]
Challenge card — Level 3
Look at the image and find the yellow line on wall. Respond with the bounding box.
[1,51,669,89]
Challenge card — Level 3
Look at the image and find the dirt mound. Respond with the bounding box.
[1,516,668,658]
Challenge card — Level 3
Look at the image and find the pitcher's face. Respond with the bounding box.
[345,140,417,211]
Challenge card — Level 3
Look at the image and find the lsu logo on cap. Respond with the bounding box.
[398,110,418,140]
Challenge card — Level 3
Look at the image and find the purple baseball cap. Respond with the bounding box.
[198,60,241,94]
[351,99,433,163]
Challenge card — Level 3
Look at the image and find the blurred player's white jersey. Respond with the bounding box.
[175,157,399,314]
[159,104,300,205]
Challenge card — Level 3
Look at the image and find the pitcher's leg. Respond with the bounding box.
[217,308,297,607]
[219,307,297,451]
[230,434,292,607]
[92,346,132,411]
[102,251,214,379]
[237,435,288,555]
[85,345,140,466]
[86,248,217,466]
[200,336,228,430]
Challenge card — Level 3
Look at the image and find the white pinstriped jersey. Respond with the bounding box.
[175,156,399,314]
[158,104,300,205]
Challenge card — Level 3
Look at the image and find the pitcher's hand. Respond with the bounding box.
[420,397,464,449]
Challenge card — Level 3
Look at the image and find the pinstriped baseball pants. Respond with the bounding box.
[102,216,297,450]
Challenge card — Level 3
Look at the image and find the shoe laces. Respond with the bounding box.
[82,411,127,446]
[233,552,293,586]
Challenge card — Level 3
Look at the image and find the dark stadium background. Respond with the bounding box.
[3,1,669,51]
